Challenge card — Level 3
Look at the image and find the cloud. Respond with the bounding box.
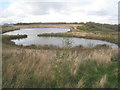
[28,2,68,15]
[0,0,119,24]
[0,2,68,17]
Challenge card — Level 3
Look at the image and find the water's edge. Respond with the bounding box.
[3,28,118,48]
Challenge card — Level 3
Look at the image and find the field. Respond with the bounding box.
[2,23,119,88]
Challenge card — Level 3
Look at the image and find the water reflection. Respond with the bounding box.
[3,28,118,48]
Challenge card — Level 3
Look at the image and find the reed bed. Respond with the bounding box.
[38,31,118,44]
[2,39,119,88]
[2,24,119,88]
[1,26,20,34]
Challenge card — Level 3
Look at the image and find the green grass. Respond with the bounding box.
[38,33,118,44]
[3,59,118,88]
[3,35,27,39]
[1,28,20,34]
[76,60,118,88]
[77,22,117,32]
[77,25,96,31]
[2,35,27,45]
[2,25,119,88]
[1,26,20,34]
[2,37,118,88]
[49,39,118,88]
[111,55,120,62]
[26,39,118,88]
[15,58,118,88]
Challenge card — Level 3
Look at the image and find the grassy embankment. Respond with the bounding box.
[38,32,118,44]
[38,24,118,44]
[2,35,27,47]
[2,24,119,88]
[3,38,119,88]
[1,26,20,34]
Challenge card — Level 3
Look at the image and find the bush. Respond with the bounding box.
[111,55,120,62]
[77,25,96,31]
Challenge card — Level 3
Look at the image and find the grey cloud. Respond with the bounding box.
[87,10,109,16]
[25,2,68,15]
[86,6,117,17]
[0,2,68,18]
[0,0,118,24]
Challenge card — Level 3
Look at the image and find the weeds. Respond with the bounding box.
[2,42,118,88]
[77,25,96,31]
[38,32,118,44]
[2,35,27,45]
[111,55,120,62]
[51,38,77,87]
[1,26,20,34]
[2,24,119,88]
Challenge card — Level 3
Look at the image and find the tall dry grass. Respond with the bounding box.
[3,48,56,88]
[2,43,118,88]
[2,25,119,88]
[38,31,118,44]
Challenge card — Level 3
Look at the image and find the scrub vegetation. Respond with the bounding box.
[2,23,119,88]
[38,31,118,44]
[1,26,20,34]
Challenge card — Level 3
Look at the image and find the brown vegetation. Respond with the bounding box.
[2,24,119,88]
[38,31,118,44]
[2,36,118,88]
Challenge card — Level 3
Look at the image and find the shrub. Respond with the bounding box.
[111,55,120,62]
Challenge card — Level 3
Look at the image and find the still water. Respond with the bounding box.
[3,28,118,48]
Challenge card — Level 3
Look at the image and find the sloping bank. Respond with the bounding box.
[38,32,118,45]
[2,35,27,45]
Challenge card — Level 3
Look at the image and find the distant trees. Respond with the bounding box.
[85,22,118,31]
[13,22,85,25]
[13,22,118,31]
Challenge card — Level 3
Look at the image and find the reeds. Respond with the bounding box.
[1,26,20,34]
[38,31,118,44]
[2,37,119,88]
[2,24,119,88]
[2,35,27,45]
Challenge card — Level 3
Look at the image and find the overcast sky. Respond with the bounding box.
[0,0,119,24]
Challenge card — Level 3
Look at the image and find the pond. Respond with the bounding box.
[3,28,118,48]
